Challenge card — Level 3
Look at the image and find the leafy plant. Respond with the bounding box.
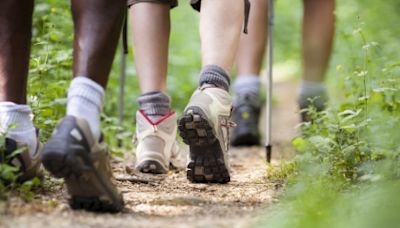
[260,0,400,227]
[0,134,42,201]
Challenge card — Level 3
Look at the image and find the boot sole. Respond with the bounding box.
[231,132,260,147]
[178,107,230,184]
[136,160,168,174]
[42,141,123,213]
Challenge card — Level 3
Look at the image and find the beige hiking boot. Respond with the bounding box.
[42,116,124,213]
[135,111,186,174]
[178,86,234,183]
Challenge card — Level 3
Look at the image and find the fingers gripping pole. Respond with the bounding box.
[265,0,274,163]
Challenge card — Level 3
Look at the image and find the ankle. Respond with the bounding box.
[233,74,260,97]
[0,102,37,156]
[67,76,104,141]
[137,91,171,122]
[199,65,230,92]
[298,80,327,110]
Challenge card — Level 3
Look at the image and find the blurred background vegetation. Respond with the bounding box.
[13,0,400,227]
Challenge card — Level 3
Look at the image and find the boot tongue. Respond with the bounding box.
[199,83,225,91]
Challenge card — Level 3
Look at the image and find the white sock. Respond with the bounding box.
[0,102,37,156]
[67,77,104,141]
[298,80,327,110]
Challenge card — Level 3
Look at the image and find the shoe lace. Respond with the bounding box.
[132,124,159,146]
[220,120,237,128]
[220,119,237,151]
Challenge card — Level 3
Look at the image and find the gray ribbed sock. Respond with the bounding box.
[137,91,171,121]
[233,75,261,108]
[298,80,327,110]
[233,74,261,97]
[199,65,230,91]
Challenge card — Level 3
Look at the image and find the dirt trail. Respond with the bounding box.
[0,81,298,228]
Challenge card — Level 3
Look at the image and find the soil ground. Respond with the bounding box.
[0,81,298,228]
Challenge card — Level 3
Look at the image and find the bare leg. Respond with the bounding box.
[130,3,170,93]
[302,0,335,82]
[231,0,266,146]
[0,1,44,182]
[42,0,126,212]
[0,0,34,104]
[71,0,125,88]
[299,0,334,120]
[200,0,244,73]
[236,0,267,76]
[178,0,245,183]
[129,3,173,175]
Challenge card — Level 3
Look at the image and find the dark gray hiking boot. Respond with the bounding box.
[42,116,124,213]
[178,86,233,184]
[231,93,261,146]
[1,130,43,183]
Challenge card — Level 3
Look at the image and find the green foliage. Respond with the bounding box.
[260,0,400,227]
[266,161,297,186]
[1,133,20,196]
[29,2,72,139]
[0,134,42,201]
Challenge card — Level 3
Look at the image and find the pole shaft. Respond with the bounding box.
[265,0,274,162]
[118,33,126,147]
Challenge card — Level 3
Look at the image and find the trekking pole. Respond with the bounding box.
[265,0,274,163]
[118,12,128,148]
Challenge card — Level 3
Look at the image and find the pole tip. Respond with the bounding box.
[266,144,272,163]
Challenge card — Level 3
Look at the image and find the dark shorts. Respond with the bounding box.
[127,0,250,34]
[127,0,201,11]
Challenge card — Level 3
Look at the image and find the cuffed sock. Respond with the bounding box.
[137,91,171,122]
[233,74,261,97]
[199,65,230,92]
[232,74,261,107]
[0,102,37,156]
[298,80,327,110]
[67,76,104,141]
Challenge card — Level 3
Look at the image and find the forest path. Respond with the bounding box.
[1,81,299,228]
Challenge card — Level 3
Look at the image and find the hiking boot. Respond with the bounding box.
[1,130,43,183]
[42,116,124,213]
[231,93,261,146]
[178,86,233,183]
[135,111,186,174]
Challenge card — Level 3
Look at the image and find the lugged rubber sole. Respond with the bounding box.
[178,107,230,184]
[136,160,168,174]
[70,196,121,212]
[231,132,260,147]
[42,142,123,213]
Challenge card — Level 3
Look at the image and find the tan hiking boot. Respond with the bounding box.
[178,86,234,183]
[42,116,124,213]
[135,111,186,174]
